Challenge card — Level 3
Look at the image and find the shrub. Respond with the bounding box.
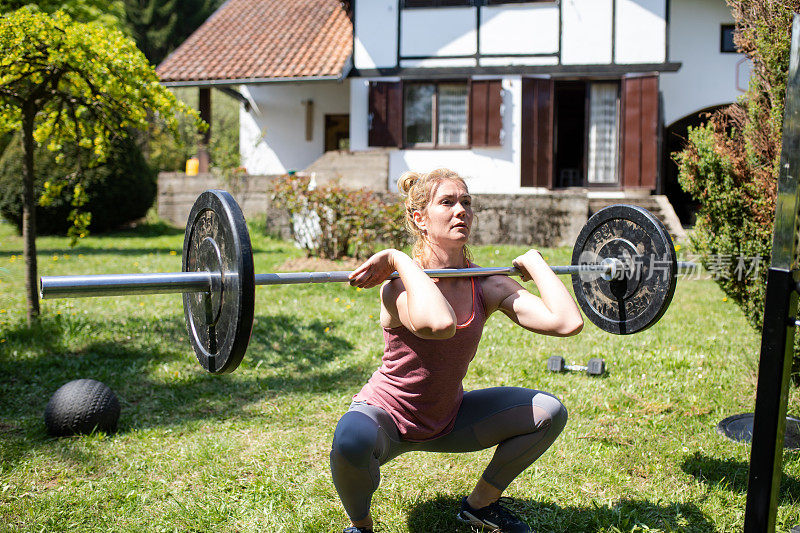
[675,0,800,374]
[0,135,157,235]
[270,174,408,260]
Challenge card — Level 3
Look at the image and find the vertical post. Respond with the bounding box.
[744,14,800,532]
[198,87,212,173]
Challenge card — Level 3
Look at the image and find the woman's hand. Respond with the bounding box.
[348,249,402,289]
[511,249,549,282]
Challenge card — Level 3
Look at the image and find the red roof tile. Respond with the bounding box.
[157,0,352,83]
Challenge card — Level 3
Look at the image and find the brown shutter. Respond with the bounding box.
[621,74,659,189]
[521,77,554,188]
[368,81,402,147]
[469,79,502,147]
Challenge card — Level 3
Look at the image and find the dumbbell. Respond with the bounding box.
[547,356,606,376]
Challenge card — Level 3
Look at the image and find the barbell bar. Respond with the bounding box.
[40,263,645,299]
[38,189,694,374]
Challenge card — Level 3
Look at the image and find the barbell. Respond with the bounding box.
[40,189,694,374]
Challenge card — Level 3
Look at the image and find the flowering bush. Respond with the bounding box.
[270,174,408,260]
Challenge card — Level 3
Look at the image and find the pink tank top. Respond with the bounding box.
[354,278,487,441]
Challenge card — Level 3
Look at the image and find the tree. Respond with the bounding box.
[0,7,201,324]
[124,0,222,65]
[0,1,124,27]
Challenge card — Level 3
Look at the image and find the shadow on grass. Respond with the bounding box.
[405,494,715,532]
[0,312,368,466]
[681,451,800,500]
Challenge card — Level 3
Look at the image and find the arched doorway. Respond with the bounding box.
[663,104,730,225]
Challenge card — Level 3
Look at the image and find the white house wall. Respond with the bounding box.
[240,82,350,175]
[354,0,397,69]
[401,7,477,57]
[354,1,672,66]
[479,4,559,56]
[615,0,666,64]
[660,0,747,125]
[561,0,613,65]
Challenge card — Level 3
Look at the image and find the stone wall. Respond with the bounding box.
[157,172,291,239]
[158,172,589,247]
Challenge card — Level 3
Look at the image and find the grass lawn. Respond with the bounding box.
[1,219,800,532]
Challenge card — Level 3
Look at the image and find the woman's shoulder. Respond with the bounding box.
[479,271,525,314]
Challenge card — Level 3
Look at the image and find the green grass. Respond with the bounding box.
[1,220,800,532]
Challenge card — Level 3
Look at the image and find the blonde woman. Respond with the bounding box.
[331,169,583,533]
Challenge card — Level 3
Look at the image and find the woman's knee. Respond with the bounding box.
[533,392,568,435]
[331,412,380,468]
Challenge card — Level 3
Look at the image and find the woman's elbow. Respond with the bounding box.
[556,316,583,337]
[413,318,457,339]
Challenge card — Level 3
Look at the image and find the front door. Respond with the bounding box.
[325,114,350,151]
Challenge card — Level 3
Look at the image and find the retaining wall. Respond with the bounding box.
[158,172,590,247]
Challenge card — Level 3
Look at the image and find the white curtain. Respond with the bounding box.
[437,83,469,146]
[587,83,619,184]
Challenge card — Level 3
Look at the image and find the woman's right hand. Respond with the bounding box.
[348,249,403,289]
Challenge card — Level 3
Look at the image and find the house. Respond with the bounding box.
[157,0,748,230]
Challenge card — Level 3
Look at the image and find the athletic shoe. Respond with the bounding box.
[457,496,531,532]
[342,527,373,533]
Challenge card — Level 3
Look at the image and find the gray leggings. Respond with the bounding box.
[330,387,568,522]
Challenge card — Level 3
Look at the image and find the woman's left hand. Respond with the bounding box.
[512,249,550,282]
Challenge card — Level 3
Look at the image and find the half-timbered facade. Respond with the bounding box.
[158,0,748,210]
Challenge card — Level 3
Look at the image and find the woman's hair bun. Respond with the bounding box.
[397,171,420,196]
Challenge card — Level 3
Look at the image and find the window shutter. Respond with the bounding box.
[368,81,402,147]
[621,75,659,189]
[469,79,502,147]
[521,77,554,188]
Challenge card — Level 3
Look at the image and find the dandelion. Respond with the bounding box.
[346,305,352,310]
[52,255,58,261]
[722,297,728,302]
[356,288,362,292]
[675,244,682,251]
[139,302,145,307]
[0,309,5,314]
[334,297,340,303]
[369,315,374,319]
[324,327,330,333]
[169,250,177,256]
[0,339,5,343]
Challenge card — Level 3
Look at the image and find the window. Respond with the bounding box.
[721,24,737,53]
[368,80,501,148]
[404,82,469,147]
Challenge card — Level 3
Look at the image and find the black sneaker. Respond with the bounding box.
[457,496,531,532]
[342,527,373,533]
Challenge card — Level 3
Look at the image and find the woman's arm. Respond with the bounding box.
[483,250,584,337]
[349,249,457,339]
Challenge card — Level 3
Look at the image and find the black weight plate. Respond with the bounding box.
[571,205,676,335]
[182,190,255,373]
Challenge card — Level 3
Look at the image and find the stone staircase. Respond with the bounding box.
[588,195,687,244]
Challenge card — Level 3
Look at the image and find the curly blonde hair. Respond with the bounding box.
[396,168,473,265]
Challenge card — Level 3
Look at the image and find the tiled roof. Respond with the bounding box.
[157,0,352,84]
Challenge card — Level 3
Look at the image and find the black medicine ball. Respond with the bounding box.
[44,379,120,437]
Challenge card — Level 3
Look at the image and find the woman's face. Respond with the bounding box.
[414,179,473,245]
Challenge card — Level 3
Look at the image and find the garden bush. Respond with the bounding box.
[0,134,157,235]
[270,174,408,260]
[676,0,800,374]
